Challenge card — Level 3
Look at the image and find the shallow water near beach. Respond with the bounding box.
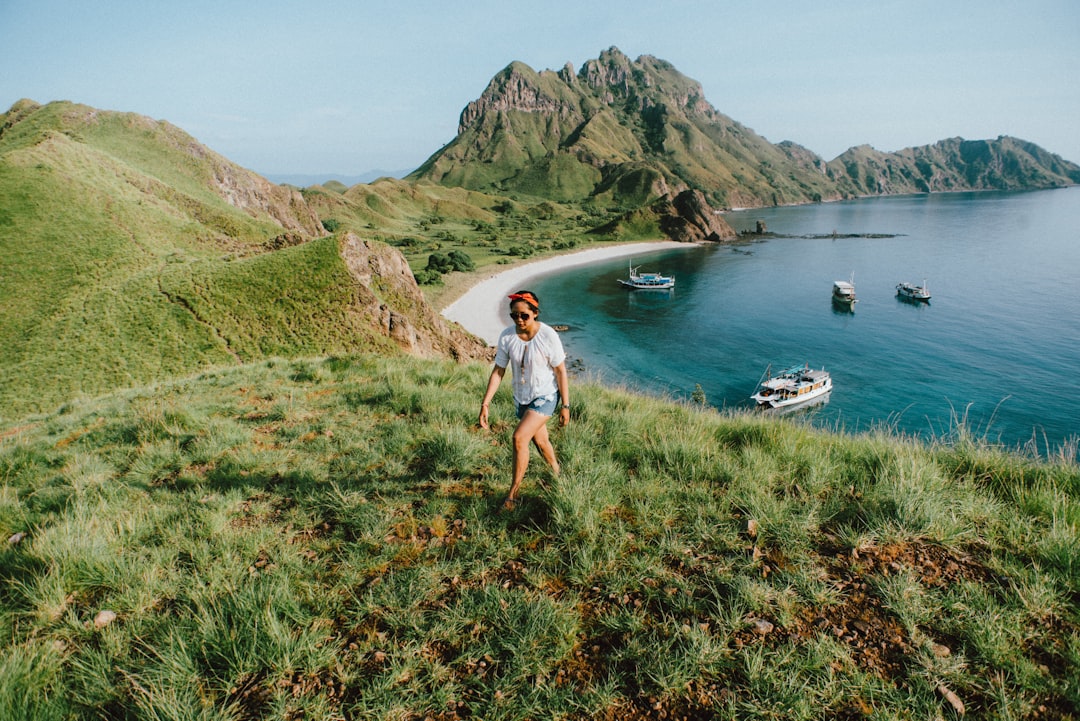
[528,187,1080,458]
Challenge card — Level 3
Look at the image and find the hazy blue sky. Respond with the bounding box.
[3,0,1078,179]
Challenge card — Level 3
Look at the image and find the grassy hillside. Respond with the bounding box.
[299,177,648,305]
[0,102,499,420]
[2,353,1076,720]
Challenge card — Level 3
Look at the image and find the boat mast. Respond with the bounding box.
[754,363,771,394]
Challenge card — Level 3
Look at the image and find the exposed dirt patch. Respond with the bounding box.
[229,492,295,528]
[728,540,997,678]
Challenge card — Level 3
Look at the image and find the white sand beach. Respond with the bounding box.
[441,241,693,344]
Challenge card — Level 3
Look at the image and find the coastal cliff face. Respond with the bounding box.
[593,188,737,243]
[338,233,491,362]
[412,48,1080,220]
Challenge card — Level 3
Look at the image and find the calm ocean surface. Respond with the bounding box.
[530,187,1080,458]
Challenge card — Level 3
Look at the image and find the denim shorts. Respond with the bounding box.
[516,393,559,419]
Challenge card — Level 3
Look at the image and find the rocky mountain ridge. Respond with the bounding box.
[828,136,1080,195]
[412,47,1080,229]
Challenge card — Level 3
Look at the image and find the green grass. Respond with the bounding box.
[2,353,1076,720]
[1,101,393,421]
[0,99,677,422]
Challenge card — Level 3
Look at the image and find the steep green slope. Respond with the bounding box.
[302,177,503,236]
[0,99,322,239]
[156,236,400,360]
[0,101,485,420]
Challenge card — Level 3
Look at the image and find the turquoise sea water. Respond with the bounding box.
[529,187,1080,458]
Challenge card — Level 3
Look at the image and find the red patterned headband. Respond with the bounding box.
[508,292,538,308]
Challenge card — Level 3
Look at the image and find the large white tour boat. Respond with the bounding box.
[751,364,833,410]
[618,261,675,289]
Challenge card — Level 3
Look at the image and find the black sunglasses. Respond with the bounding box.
[510,312,532,320]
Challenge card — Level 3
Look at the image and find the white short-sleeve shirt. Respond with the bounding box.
[494,322,566,405]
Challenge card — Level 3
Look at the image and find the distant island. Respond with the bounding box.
[265,169,413,187]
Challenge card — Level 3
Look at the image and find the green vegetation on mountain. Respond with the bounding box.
[0,101,487,420]
[829,136,1080,195]
[411,47,1080,213]
[410,48,840,210]
[1,354,1076,719]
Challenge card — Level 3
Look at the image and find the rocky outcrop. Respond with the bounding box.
[155,114,323,235]
[579,47,634,101]
[457,62,578,135]
[338,233,491,361]
[656,190,737,243]
[208,158,325,236]
[594,188,738,243]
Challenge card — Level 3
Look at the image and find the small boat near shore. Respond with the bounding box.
[751,364,833,410]
[832,274,857,308]
[618,261,675,290]
[896,280,931,302]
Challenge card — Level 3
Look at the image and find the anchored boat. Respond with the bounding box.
[751,364,833,410]
[896,280,930,302]
[832,274,857,308]
[618,261,675,290]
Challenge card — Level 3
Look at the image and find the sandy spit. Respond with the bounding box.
[441,241,694,345]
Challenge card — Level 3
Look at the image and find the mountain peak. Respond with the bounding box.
[457,59,574,135]
[5,98,41,116]
[414,50,1080,212]
[415,49,839,209]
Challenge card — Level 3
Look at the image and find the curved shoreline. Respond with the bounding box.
[441,240,694,345]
